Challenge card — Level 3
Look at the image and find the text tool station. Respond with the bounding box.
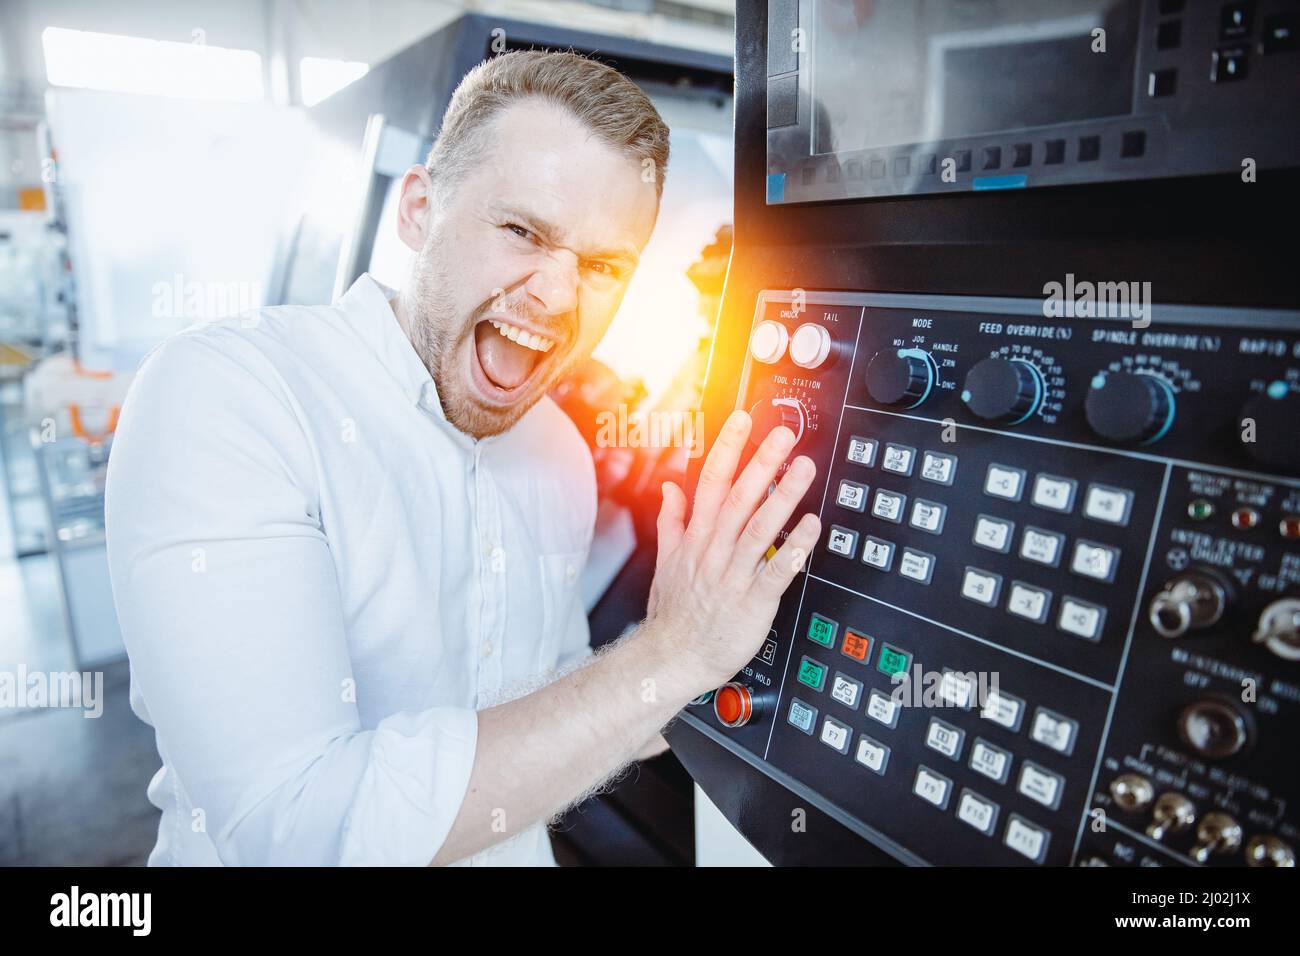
[669,0,1300,867]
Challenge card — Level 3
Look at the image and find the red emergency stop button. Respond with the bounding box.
[714,682,755,728]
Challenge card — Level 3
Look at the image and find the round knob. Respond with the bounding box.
[1178,698,1250,760]
[865,348,935,408]
[1238,384,1300,474]
[748,397,806,446]
[789,322,832,369]
[714,682,755,728]
[1246,835,1296,867]
[749,320,789,365]
[961,357,1044,425]
[1084,371,1176,444]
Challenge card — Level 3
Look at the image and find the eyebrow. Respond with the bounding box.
[492,202,640,268]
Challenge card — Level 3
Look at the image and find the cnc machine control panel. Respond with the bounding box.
[683,291,1300,867]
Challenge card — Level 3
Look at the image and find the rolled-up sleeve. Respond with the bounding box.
[105,331,477,866]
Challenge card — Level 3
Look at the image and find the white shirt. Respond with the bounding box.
[105,274,597,866]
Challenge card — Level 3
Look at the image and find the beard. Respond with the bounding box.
[401,229,569,440]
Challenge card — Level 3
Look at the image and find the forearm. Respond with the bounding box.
[430,620,695,865]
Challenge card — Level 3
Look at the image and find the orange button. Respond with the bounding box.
[714,683,753,728]
[842,629,872,661]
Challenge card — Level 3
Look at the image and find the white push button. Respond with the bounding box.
[820,716,852,754]
[969,739,1012,784]
[1020,527,1064,567]
[881,443,916,476]
[846,436,878,467]
[980,691,1024,732]
[899,548,935,584]
[1030,708,1078,755]
[855,736,890,775]
[958,790,999,836]
[836,479,868,512]
[909,499,946,534]
[830,672,862,709]
[1007,582,1051,623]
[1071,540,1119,582]
[1058,597,1106,641]
[939,670,975,709]
[827,525,858,558]
[984,464,1025,501]
[1005,815,1050,863]
[862,537,895,571]
[1083,484,1134,525]
[961,567,1002,606]
[913,766,952,809]
[973,515,1013,553]
[925,718,965,759]
[1018,762,1065,810]
[872,490,906,523]
[920,452,957,485]
[749,319,788,364]
[789,322,832,369]
[866,689,900,728]
[1031,474,1077,512]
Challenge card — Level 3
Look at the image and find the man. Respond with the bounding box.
[105,51,820,866]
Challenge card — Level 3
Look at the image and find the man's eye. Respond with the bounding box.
[506,223,534,241]
[584,260,617,278]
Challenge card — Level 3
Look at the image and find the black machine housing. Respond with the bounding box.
[668,0,1300,867]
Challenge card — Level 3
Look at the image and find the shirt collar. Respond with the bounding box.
[335,273,501,447]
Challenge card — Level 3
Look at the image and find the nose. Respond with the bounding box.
[525,249,579,318]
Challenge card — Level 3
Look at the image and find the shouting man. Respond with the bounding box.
[106,51,820,866]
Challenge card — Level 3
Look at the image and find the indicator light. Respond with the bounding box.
[1188,499,1215,521]
[1281,515,1300,540]
[1231,507,1260,530]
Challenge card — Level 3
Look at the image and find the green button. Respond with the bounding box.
[807,613,838,647]
[797,657,827,691]
[876,643,912,677]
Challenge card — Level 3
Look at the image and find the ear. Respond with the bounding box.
[395,165,435,252]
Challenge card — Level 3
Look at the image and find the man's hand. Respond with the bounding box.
[645,409,821,694]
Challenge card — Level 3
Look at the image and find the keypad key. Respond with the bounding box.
[820,716,852,754]
[836,479,868,512]
[1030,707,1078,755]
[920,451,957,485]
[1017,762,1065,811]
[830,672,863,709]
[1031,474,1077,513]
[862,537,896,571]
[909,499,947,534]
[957,790,999,836]
[1083,484,1134,525]
[1058,597,1106,642]
[855,736,890,775]
[973,515,1014,553]
[1071,540,1119,582]
[913,766,952,809]
[899,548,935,584]
[925,717,966,759]
[846,436,878,467]
[1020,527,1065,567]
[1005,815,1050,863]
[787,698,817,734]
[961,567,1002,606]
[872,489,906,523]
[969,738,1012,784]
[827,525,859,558]
[881,443,916,476]
[984,464,1026,501]
[1007,582,1051,624]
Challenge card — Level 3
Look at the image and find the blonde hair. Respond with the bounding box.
[425,50,670,198]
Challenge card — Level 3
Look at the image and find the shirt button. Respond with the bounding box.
[566,562,577,581]
[481,641,494,658]
[490,547,505,572]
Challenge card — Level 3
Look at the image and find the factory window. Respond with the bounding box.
[41,27,264,102]
[299,57,369,107]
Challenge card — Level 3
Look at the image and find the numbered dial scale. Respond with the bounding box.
[682,290,1300,867]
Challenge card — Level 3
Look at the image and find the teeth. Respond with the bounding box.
[490,319,553,353]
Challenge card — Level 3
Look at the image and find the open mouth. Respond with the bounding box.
[470,317,560,404]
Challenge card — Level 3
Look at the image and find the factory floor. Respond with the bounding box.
[0,553,161,866]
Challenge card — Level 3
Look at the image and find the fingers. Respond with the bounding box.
[756,511,822,596]
[709,424,797,550]
[686,410,751,540]
[733,454,818,569]
[655,481,687,571]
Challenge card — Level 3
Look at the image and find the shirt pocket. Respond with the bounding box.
[536,549,585,672]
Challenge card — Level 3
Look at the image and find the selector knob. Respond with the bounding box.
[789,322,833,369]
[865,348,935,408]
[748,397,806,446]
[961,357,1044,425]
[1238,385,1300,474]
[749,319,789,365]
[1178,698,1250,760]
[1084,371,1176,444]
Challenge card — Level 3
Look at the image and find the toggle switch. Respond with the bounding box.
[1190,813,1243,863]
[1145,792,1196,841]
[1109,773,1155,812]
